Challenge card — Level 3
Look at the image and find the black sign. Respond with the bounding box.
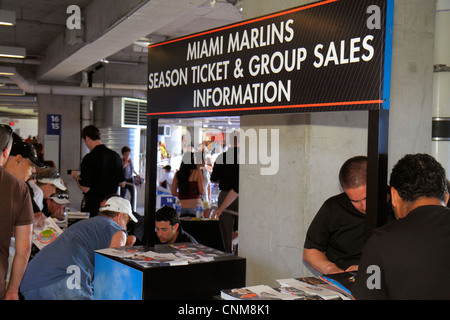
[147,0,394,118]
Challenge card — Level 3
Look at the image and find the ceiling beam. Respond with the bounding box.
[38,0,207,81]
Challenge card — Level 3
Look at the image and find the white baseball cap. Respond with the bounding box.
[38,178,67,191]
[98,196,137,223]
[49,193,70,205]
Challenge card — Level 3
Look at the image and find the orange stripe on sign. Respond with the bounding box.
[146,100,383,116]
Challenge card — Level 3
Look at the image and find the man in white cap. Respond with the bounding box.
[46,192,70,221]
[20,196,137,300]
[27,167,66,228]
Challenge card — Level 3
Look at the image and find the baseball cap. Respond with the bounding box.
[38,177,67,191]
[98,196,137,222]
[10,133,46,168]
[49,193,70,205]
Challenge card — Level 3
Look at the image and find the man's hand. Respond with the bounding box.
[33,212,46,229]
[345,265,359,272]
[70,170,79,180]
[4,292,19,300]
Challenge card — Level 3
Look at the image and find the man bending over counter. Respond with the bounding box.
[303,156,394,275]
[303,156,369,275]
[352,154,450,299]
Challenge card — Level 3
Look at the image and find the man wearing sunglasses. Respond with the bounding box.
[28,167,66,225]
[46,192,70,221]
[0,125,34,300]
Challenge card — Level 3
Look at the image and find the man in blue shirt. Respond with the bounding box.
[20,196,137,300]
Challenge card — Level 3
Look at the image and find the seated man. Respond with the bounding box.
[154,206,197,244]
[303,156,369,274]
[20,197,137,300]
[46,192,70,221]
[352,154,450,299]
[28,167,67,215]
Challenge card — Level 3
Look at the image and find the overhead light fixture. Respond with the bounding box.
[0,96,36,102]
[0,66,16,76]
[0,46,26,59]
[0,88,25,96]
[0,10,16,26]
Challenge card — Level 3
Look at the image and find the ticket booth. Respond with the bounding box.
[94,0,394,300]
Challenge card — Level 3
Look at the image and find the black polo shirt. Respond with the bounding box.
[304,192,366,270]
[80,144,124,195]
[210,147,239,193]
[79,144,124,216]
[153,227,198,245]
[352,205,450,300]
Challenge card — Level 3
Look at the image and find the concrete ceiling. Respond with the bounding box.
[0,0,242,117]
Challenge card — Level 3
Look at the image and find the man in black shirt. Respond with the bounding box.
[71,125,125,217]
[210,134,239,252]
[154,206,197,244]
[303,156,368,275]
[352,154,450,300]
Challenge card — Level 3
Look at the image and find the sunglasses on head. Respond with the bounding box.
[52,193,69,200]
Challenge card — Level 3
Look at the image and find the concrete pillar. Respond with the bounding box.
[388,0,436,171]
[37,94,83,211]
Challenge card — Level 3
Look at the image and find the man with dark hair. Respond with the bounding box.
[20,197,137,300]
[303,156,370,274]
[0,125,34,300]
[352,154,450,300]
[154,206,197,244]
[71,125,125,218]
[81,124,101,141]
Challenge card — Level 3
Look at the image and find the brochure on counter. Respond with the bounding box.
[221,274,354,301]
[221,284,322,301]
[95,243,231,268]
[277,277,350,300]
[32,217,64,250]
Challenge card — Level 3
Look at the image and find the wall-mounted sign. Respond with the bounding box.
[147,0,394,118]
[45,114,61,169]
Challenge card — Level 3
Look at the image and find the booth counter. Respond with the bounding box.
[93,243,246,300]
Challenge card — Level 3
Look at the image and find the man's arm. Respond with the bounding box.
[210,189,239,219]
[71,170,90,194]
[5,224,32,300]
[109,230,127,248]
[302,248,344,275]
